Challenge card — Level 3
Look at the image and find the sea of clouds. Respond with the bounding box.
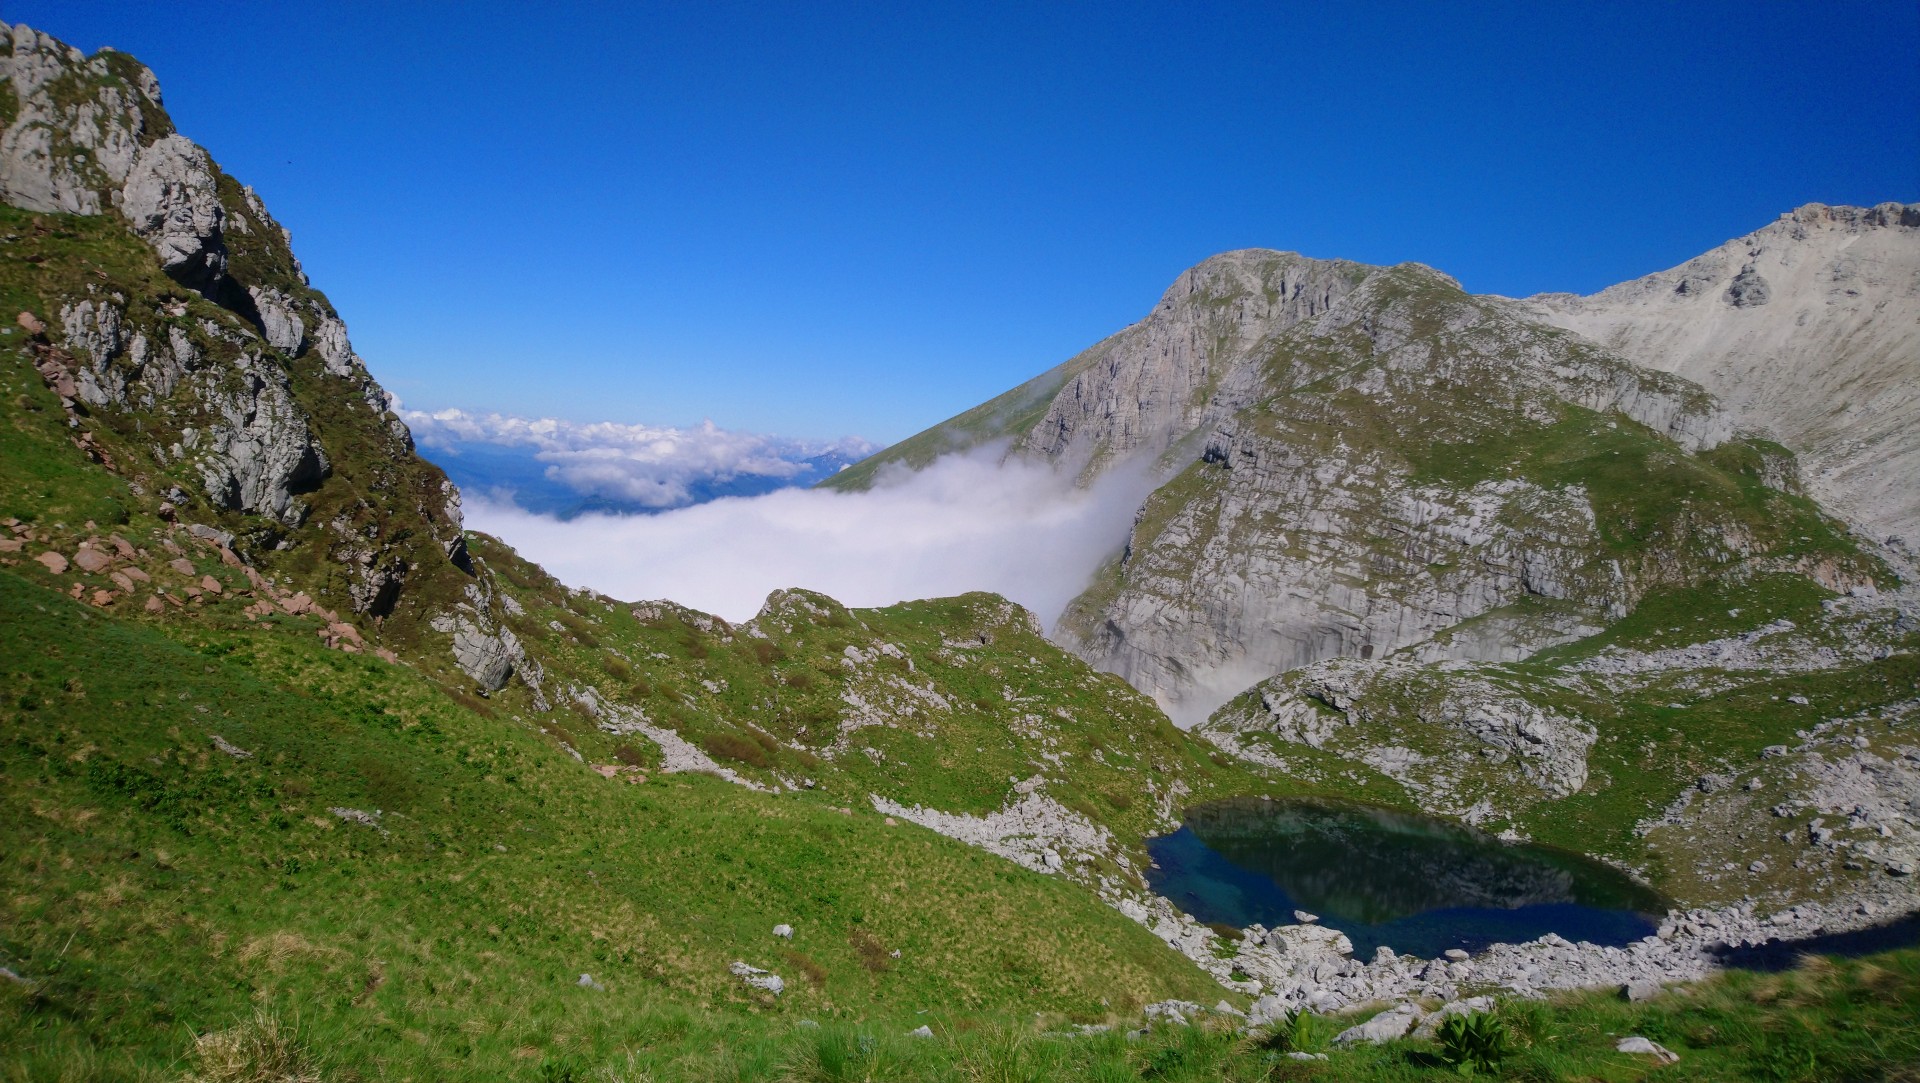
[461,444,1158,628]
[405,408,877,517]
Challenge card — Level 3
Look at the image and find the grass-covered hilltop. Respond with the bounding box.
[3,19,1918,1082]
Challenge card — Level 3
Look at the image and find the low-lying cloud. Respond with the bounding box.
[465,447,1157,627]
[406,408,877,516]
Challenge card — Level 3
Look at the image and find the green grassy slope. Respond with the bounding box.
[0,569,1228,1080]
[818,336,1114,492]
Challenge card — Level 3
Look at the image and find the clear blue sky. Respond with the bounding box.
[15,1,1918,443]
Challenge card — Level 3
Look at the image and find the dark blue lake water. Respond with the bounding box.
[1146,798,1667,959]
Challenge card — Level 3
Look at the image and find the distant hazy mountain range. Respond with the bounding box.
[406,408,877,517]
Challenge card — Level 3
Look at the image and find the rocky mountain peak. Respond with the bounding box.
[1522,201,1920,546]
[1019,249,1376,471]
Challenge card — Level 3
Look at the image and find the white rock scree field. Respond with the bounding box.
[1,15,1917,1080]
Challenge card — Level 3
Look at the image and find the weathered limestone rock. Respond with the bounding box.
[434,611,524,692]
[0,24,158,213]
[1524,202,1920,542]
[119,134,226,287]
[1333,1003,1424,1044]
[728,961,784,995]
[192,349,330,524]
[248,286,306,354]
[1204,658,1597,817]
[1048,257,1737,723]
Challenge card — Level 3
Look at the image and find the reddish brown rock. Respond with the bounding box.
[35,551,69,574]
[109,535,137,559]
[0,539,21,553]
[110,571,135,592]
[280,592,313,616]
[199,575,223,595]
[16,311,45,335]
[122,566,150,583]
[168,557,195,576]
[72,548,112,573]
[144,595,166,614]
[90,589,116,607]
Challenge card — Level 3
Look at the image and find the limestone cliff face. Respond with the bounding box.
[1017,251,1372,471]
[1046,263,1796,723]
[845,227,1884,727]
[1,23,506,679]
[1522,203,1920,546]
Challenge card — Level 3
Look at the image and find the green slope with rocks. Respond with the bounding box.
[4,18,1919,1083]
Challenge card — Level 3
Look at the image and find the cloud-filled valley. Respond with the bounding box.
[463,447,1158,626]
[407,408,877,517]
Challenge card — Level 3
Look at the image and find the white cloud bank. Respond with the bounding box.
[464,447,1157,627]
[406,408,877,512]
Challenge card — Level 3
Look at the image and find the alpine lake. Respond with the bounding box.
[1146,797,1668,959]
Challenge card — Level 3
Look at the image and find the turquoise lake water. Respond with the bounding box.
[1145,797,1667,959]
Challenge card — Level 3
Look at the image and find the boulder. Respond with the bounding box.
[1616,1036,1679,1064]
[728,961,784,995]
[1334,1003,1425,1044]
[1411,996,1495,1039]
[1265,923,1353,961]
[72,548,112,573]
[1620,980,1662,1002]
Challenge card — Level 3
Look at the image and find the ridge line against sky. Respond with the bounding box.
[12,1,1918,444]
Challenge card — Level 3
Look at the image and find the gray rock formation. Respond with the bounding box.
[1203,657,1597,819]
[119,134,226,286]
[1022,252,1373,473]
[1523,203,1920,544]
[1049,260,1742,722]
[8,20,462,628]
[0,24,161,214]
[54,299,330,524]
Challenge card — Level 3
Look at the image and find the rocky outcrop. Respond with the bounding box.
[7,20,466,631]
[1021,251,1372,472]
[0,24,164,215]
[1204,659,1597,819]
[1523,203,1920,544]
[51,299,331,524]
[2,26,231,293]
[119,133,226,288]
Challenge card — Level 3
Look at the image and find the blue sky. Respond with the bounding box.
[16,1,1919,443]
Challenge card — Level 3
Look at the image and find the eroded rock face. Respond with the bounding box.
[119,134,226,287]
[54,300,331,525]
[1053,263,1739,723]
[0,24,161,214]
[248,286,306,354]
[1523,202,1920,544]
[1020,251,1374,472]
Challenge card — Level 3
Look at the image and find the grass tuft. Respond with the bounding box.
[178,1011,325,1083]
